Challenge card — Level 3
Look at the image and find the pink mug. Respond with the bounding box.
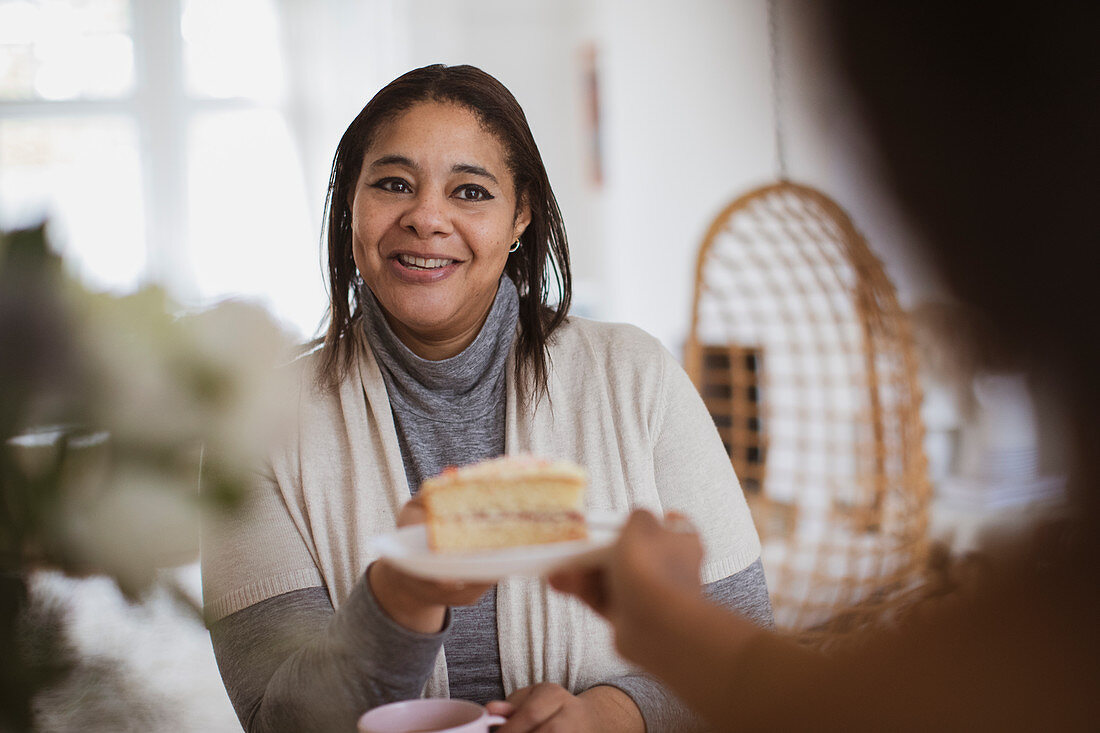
[357,699,507,733]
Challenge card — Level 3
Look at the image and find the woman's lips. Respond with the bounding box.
[387,253,461,284]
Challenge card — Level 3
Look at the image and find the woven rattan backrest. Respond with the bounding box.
[685,181,930,643]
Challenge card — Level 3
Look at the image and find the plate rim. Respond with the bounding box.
[371,511,625,581]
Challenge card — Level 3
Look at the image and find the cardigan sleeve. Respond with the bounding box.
[650,344,763,582]
[202,376,327,620]
[201,446,324,622]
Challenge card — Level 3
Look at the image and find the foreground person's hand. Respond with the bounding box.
[548,509,705,665]
[369,496,492,633]
[487,682,642,733]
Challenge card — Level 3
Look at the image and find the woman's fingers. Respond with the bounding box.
[372,559,491,612]
[662,510,697,534]
[485,700,515,717]
[495,683,575,733]
[619,510,703,577]
[413,576,493,607]
[396,496,427,527]
[503,683,538,708]
[547,567,609,616]
[620,508,662,536]
[390,499,494,604]
[551,509,703,611]
[549,507,705,637]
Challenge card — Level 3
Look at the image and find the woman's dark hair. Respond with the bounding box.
[316,64,571,402]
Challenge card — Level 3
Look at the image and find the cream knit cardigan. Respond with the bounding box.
[202,316,761,699]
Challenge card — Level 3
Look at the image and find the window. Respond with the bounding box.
[0,0,325,339]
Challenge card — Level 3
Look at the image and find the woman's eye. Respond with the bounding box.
[372,178,411,194]
[455,184,493,202]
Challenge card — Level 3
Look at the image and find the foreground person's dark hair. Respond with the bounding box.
[316,64,571,402]
[823,1,1100,525]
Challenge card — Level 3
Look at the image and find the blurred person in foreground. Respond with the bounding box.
[550,3,1100,730]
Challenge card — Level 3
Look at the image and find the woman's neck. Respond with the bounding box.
[362,276,516,363]
[383,308,492,361]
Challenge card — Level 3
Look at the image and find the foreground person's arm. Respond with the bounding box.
[553,511,1100,731]
[592,559,773,733]
[577,333,774,732]
[487,548,772,729]
[487,561,771,733]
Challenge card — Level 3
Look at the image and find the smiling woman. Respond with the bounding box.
[349,102,530,360]
[317,65,571,407]
[200,64,772,733]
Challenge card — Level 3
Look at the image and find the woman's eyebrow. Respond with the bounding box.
[368,154,418,170]
[452,163,499,185]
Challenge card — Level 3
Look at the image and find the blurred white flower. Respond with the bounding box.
[58,461,200,591]
[176,298,299,475]
[3,224,299,591]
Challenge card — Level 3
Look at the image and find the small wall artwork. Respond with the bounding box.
[579,42,603,189]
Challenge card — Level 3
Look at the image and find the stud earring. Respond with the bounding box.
[508,240,521,253]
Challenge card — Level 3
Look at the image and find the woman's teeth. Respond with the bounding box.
[398,254,453,270]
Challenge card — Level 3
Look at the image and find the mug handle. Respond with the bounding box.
[487,714,508,726]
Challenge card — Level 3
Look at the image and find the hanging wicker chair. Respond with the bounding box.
[685,180,931,645]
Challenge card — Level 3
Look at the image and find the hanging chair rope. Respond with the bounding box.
[768,0,789,182]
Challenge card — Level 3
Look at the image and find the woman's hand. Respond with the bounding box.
[486,683,643,733]
[548,509,705,666]
[368,496,492,633]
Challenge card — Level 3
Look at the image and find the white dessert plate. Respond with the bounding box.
[370,511,627,582]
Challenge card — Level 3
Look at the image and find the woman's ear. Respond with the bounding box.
[513,198,532,241]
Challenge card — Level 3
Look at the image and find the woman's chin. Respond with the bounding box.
[373,285,459,328]
[386,308,461,340]
[372,283,497,352]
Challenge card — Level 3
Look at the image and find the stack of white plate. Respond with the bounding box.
[939,373,1065,509]
[938,472,1065,509]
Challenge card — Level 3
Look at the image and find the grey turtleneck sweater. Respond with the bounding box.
[364,275,517,704]
[209,277,773,732]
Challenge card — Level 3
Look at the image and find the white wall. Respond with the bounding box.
[594,0,776,352]
[280,0,411,229]
[279,0,604,318]
[591,0,946,354]
[283,0,947,353]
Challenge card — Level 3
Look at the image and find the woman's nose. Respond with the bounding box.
[399,192,452,238]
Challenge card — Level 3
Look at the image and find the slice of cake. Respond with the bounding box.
[419,455,588,553]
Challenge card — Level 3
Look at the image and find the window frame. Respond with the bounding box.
[0,0,279,299]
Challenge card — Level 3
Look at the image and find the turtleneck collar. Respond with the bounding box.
[361,276,519,419]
